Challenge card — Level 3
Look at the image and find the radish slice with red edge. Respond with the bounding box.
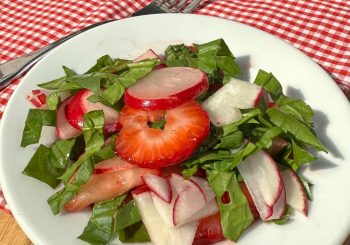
[65,89,119,130]
[281,169,308,216]
[189,176,216,203]
[237,150,284,221]
[26,89,47,108]
[124,67,208,110]
[269,185,286,220]
[202,78,262,126]
[56,99,81,140]
[142,174,172,203]
[133,191,198,245]
[169,174,207,226]
[151,190,177,227]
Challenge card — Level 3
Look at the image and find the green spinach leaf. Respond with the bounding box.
[78,195,127,245]
[207,170,253,241]
[21,109,56,147]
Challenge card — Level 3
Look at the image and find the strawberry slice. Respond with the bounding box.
[115,100,210,168]
[193,212,224,245]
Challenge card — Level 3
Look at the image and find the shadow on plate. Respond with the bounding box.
[235,55,251,82]
[285,87,342,171]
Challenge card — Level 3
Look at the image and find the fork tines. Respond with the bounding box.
[155,0,201,13]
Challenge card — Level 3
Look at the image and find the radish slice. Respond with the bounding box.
[202,78,262,126]
[269,185,286,220]
[143,174,172,203]
[93,156,136,174]
[281,169,308,216]
[169,174,207,226]
[151,188,177,227]
[133,191,198,245]
[65,89,119,130]
[237,150,284,221]
[124,67,208,110]
[133,49,160,62]
[187,198,219,224]
[26,89,47,108]
[190,176,216,203]
[56,99,81,139]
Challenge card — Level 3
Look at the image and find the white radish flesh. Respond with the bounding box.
[190,176,216,202]
[237,150,284,221]
[143,174,172,203]
[186,198,219,224]
[56,99,81,139]
[133,191,198,245]
[268,185,286,220]
[124,67,208,110]
[151,189,177,227]
[202,78,262,126]
[78,90,119,125]
[65,89,119,129]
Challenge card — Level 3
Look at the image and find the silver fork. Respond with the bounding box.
[0,0,201,90]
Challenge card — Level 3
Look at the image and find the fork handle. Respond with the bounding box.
[0,1,168,91]
[0,20,115,90]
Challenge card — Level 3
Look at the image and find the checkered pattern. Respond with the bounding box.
[0,0,349,212]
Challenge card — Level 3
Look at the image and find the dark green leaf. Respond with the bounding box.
[78,195,126,245]
[255,127,283,149]
[47,188,76,215]
[253,69,283,100]
[277,95,314,124]
[207,170,253,241]
[48,155,94,214]
[272,205,292,225]
[83,110,104,154]
[86,55,114,73]
[267,108,327,152]
[21,109,56,147]
[214,130,243,150]
[22,145,56,187]
[114,200,141,231]
[298,175,313,201]
[93,144,116,163]
[38,76,67,90]
[223,108,261,134]
[46,92,61,110]
[118,221,150,243]
[66,74,101,94]
[63,66,77,77]
[100,82,124,105]
[164,44,194,67]
[182,164,198,179]
[209,142,257,171]
[290,139,317,170]
[117,60,157,88]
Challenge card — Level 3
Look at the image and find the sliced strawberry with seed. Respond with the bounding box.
[115,100,210,168]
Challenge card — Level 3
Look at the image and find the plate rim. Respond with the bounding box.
[0,13,349,245]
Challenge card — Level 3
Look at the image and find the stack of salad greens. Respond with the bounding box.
[20,38,326,244]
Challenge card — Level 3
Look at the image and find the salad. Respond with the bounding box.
[20,38,326,245]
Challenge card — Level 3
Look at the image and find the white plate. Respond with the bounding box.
[1,14,350,245]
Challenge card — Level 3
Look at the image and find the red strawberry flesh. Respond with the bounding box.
[115,100,210,168]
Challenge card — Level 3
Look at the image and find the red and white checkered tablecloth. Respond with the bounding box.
[0,0,349,213]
